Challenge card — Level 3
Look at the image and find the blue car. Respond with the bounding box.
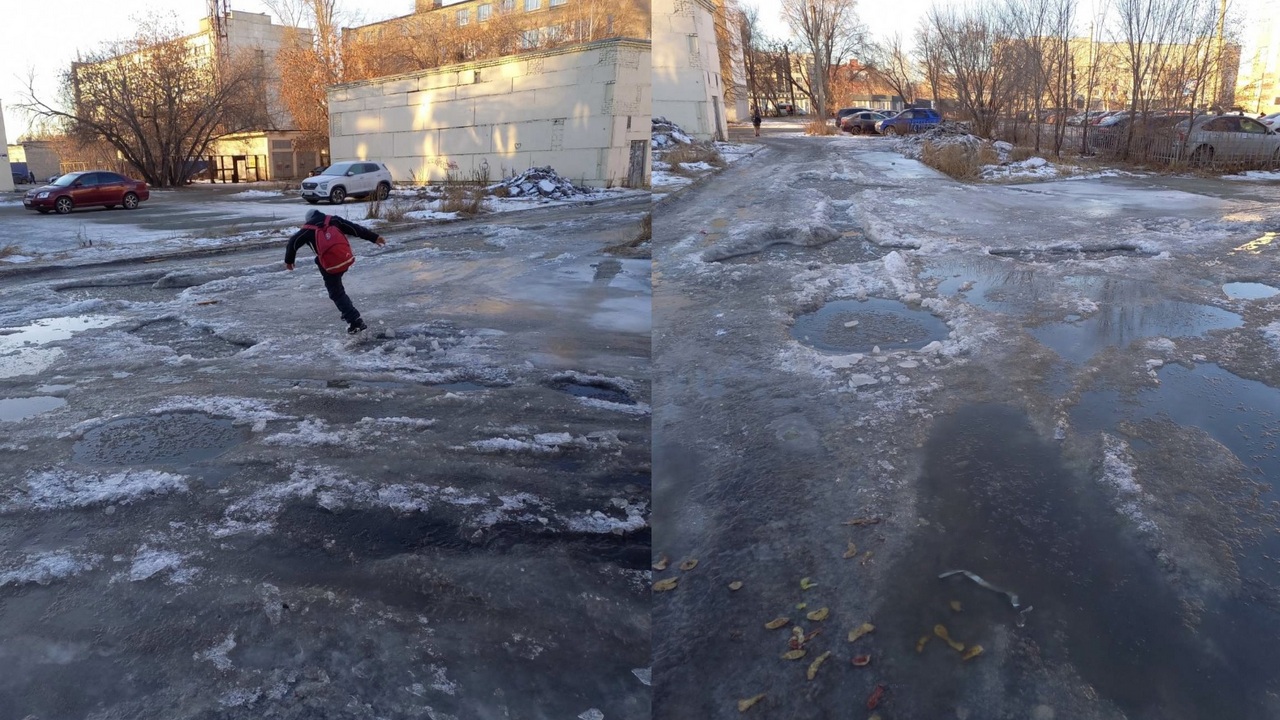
[875,108,942,136]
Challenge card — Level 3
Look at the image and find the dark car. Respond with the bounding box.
[22,170,150,214]
[875,108,941,135]
[10,162,35,185]
[840,111,890,135]
[834,107,877,129]
[309,166,327,176]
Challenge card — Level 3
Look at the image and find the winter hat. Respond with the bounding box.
[305,209,325,226]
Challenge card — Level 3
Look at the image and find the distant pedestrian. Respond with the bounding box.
[284,209,385,334]
[752,107,762,137]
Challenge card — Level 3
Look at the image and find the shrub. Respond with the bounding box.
[663,143,725,172]
[1010,147,1035,162]
[920,141,998,180]
[440,165,490,216]
[805,119,839,136]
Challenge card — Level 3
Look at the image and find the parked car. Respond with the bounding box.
[840,111,889,135]
[299,161,393,204]
[1090,112,1193,155]
[776,103,797,116]
[1170,114,1280,167]
[875,108,942,135]
[833,107,877,129]
[1261,111,1280,129]
[1067,111,1107,126]
[308,166,327,176]
[23,170,150,215]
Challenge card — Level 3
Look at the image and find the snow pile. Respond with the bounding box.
[152,396,292,432]
[0,550,102,587]
[564,499,648,534]
[895,121,983,160]
[651,117,694,148]
[229,189,281,199]
[7,469,189,511]
[488,167,592,200]
[981,156,1060,180]
[1223,170,1280,182]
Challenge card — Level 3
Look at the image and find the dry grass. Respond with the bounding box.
[805,119,839,136]
[363,196,384,220]
[603,213,652,258]
[663,143,725,174]
[921,141,999,180]
[441,165,491,216]
[383,197,424,222]
[1010,146,1035,162]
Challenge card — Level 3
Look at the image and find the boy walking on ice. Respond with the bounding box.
[285,209,386,334]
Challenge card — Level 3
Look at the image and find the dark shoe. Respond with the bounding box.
[347,319,367,334]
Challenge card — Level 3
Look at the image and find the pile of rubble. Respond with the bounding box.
[488,166,592,199]
[652,117,695,149]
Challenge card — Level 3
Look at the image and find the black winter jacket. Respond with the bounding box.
[285,214,381,265]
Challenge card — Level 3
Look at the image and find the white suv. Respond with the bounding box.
[301,161,393,204]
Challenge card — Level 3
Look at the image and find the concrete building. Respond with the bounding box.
[0,101,12,193]
[327,38,650,188]
[653,0,728,142]
[1237,6,1280,115]
[719,1,750,123]
[6,141,61,181]
[198,10,318,180]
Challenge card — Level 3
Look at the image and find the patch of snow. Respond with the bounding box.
[152,396,291,429]
[1098,434,1159,536]
[8,469,188,511]
[229,189,282,199]
[564,500,648,534]
[652,171,693,189]
[0,550,102,587]
[1222,170,1280,182]
[127,545,192,583]
[195,633,237,671]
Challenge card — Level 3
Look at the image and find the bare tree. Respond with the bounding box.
[780,0,865,117]
[925,1,1015,137]
[21,16,270,187]
[264,0,346,153]
[713,0,746,112]
[867,33,919,107]
[914,19,950,111]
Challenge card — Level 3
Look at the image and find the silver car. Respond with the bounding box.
[1175,115,1280,167]
[299,161,394,205]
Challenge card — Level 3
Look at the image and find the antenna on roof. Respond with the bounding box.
[208,0,230,60]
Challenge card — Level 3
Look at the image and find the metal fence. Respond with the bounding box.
[995,119,1280,170]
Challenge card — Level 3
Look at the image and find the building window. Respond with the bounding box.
[457,8,469,25]
[525,0,540,10]
[550,0,566,5]
[499,0,514,10]
[478,3,492,20]
[520,28,540,48]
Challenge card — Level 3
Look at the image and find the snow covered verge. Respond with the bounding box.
[651,117,758,193]
[892,124,1135,183]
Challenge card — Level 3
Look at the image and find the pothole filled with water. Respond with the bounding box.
[791,298,949,353]
[552,378,636,405]
[1222,282,1280,300]
[0,315,121,379]
[1073,363,1280,488]
[73,412,247,466]
[130,319,251,358]
[0,396,67,422]
[1031,299,1240,363]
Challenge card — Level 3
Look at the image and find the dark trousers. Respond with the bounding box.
[318,262,360,324]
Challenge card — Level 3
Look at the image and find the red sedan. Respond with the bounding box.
[23,170,150,214]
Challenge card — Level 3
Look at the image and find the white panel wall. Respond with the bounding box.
[328,39,651,188]
[0,101,13,193]
[652,0,727,141]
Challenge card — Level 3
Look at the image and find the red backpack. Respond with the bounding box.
[303,216,355,274]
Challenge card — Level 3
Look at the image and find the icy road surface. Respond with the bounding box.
[653,134,1280,718]
[0,198,651,719]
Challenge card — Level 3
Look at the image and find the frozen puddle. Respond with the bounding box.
[74,413,247,466]
[1031,299,1240,363]
[1073,363,1280,490]
[1222,282,1280,300]
[0,316,121,379]
[0,396,67,422]
[559,382,635,405]
[791,299,948,353]
[881,403,1280,719]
